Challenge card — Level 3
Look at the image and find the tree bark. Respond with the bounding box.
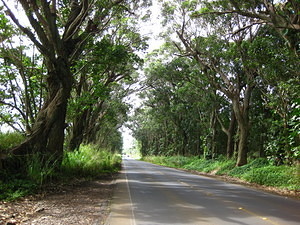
[226,110,236,159]
[216,108,237,159]
[236,120,249,166]
[12,57,73,162]
[68,110,88,151]
[210,109,217,158]
[232,84,253,166]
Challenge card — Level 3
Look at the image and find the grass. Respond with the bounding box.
[0,143,122,201]
[0,177,37,201]
[61,144,122,177]
[143,155,198,168]
[142,155,300,191]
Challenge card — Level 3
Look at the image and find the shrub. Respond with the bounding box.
[0,144,122,201]
[62,144,122,177]
[0,179,37,201]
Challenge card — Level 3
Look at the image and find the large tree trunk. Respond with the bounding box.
[232,84,253,166]
[12,58,73,162]
[236,121,249,166]
[68,110,88,151]
[216,108,237,159]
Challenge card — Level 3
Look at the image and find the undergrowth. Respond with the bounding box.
[0,132,25,152]
[0,143,121,201]
[61,144,122,177]
[142,156,300,191]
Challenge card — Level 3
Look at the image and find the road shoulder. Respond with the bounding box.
[105,168,135,225]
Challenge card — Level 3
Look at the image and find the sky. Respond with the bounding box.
[121,0,164,152]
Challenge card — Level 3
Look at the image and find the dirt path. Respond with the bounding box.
[0,176,116,225]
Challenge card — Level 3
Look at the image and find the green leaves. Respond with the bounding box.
[0,12,15,42]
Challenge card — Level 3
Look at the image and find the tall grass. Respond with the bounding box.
[26,153,59,185]
[61,144,122,177]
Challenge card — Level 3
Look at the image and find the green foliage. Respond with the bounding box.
[0,11,15,40]
[0,152,58,201]
[26,153,59,186]
[0,178,37,201]
[62,144,122,177]
[131,56,220,158]
[213,159,236,175]
[228,158,270,178]
[0,132,25,152]
[143,155,197,168]
[0,145,121,201]
[182,156,236,174]
[242,166,299,190]
[184,158,213,172]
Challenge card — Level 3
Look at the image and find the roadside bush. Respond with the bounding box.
[62,144,122,177]
[142,156,168,166]
[143,155,199,168]
[26,153,59,185]
[183,158,236,174]
[0,153,59,201]
[161,156,197,168]
[214,159,236,175]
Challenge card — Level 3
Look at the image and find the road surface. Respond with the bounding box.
[106,159,300,225]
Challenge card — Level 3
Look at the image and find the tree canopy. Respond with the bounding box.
[0,0,299,169]
[131,0,299,166]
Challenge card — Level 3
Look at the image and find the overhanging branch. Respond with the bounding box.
[1,0,49,56]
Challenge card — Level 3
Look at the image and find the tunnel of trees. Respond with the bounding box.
[0,0,299,173]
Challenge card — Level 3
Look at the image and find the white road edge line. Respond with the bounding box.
[124,161,137,225]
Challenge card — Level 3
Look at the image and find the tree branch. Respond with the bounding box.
[0,100,27,123]
[1,0,49,56]
[63,0,91,41]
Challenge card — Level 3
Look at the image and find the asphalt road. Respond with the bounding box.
[106,159,300,225]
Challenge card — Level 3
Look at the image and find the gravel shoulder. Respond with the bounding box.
[0,176,116,225]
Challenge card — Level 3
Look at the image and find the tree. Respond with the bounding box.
[0,39,45,134]
[131,53,225,157]
[67,26,145,151]
[159,0,261,165]
[193,0,300,56]
[1,0,149,163]
[191,0,300,164]
[0,10,38,132]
